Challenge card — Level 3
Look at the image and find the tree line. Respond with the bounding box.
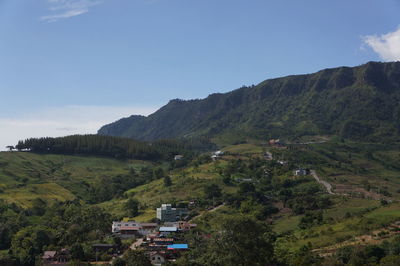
[14,135,214,161]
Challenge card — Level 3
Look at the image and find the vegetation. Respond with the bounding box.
[15,134,214,160]
[2,123,400,265]
[99,61,400,143]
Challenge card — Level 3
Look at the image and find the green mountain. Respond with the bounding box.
[99,61,400,142]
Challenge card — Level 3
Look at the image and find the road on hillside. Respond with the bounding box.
[189,203,225,222]
[130,238,143,250]
[310,170,334,195]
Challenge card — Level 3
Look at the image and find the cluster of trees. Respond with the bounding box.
[331,238,400,265]
[14,135,210,161]
[86,166,162,203]
[0,200,113,265]
[292,237,400,266]
[176,215,276,266]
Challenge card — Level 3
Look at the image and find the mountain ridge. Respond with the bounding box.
[98,61,400,142]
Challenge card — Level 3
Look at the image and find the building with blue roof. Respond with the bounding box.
[167,244,188,250]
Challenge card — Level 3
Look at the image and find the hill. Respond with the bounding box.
[0,151,153,207]
[2,140,400,265]
[98,61,400,143]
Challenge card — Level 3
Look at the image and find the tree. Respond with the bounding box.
[125,199,139,217]
[379,255,400,266]
[112,257,126,266]
[123,250,151,266]
[199,216,276,266]
[153,168,165,179]
[238,182,256,196]
[70,243,85,261]
[6,146,14,151]
[113,236,122,248]
[204,184,222,199]
[30,198,46,216]
[163,176,172,187]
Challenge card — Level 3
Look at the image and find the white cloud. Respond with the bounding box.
[363,27,400,62]
[41,0,102,22]
[0,105,157,151]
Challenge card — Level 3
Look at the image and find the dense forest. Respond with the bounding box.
[99,61,400,143]
[14,135,215,160]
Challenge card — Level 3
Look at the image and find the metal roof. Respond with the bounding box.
[167,244,188,249]
[159,226,178,232]
[120,226,140,230]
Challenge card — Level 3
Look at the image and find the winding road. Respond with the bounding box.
[310,170,334,195]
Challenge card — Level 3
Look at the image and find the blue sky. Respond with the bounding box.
[0,0,400,149]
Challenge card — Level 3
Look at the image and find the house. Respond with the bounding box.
[149,251,166,265]
[174,221,197,231]
[141,223,159,234]
[159,227,178,234]
[42,251,57,265]
[269,139,280,146]
[174,155,183,160]
[294,169,308,176]
[214,150,224,156]
[119,226,141,236]
[211,150,224,161]
[42,249,70,265]
[264,152,273,160]
[112,221,158,237]
[112,221,140,233]
[269,139,286,148]
[153,238,174,245]
[156,204,189,222]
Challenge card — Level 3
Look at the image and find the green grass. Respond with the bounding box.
[0,152,150,207]
[99,160,238,220]
[0,183,76,208]
[2,141,400,253]
[273,214,302,234]
[222,143,264,155]
[275,201,400,252]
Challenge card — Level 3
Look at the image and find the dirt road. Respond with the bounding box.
[310,170,334,195]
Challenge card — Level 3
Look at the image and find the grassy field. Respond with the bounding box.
[1,141,400,251]
[99,159,239,220]
[221,143,265,155]
[0,151,150,207]
[274,199,400,253]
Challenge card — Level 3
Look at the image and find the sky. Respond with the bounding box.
[0,0,400,150]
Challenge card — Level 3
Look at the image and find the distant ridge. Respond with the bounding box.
[98,61,400,143]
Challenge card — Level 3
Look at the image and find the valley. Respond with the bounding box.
[1,137,400,265]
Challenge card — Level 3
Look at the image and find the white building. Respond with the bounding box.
[294,169,308,176]
[156,204,188,222]
[112,221,158,236]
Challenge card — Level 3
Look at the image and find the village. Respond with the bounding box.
[42,203,196,265]
[40,140,333,265]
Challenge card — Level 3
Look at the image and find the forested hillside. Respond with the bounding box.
[99,61,400,143]
[15,135,214,160]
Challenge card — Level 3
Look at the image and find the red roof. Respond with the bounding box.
[154,238,174,242]
[140,223,158,227]
[120,226,140,231]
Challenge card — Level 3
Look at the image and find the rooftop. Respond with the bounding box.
[167,244,188,249]
[159,227,178,232]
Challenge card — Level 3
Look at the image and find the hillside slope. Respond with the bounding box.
[0,152,151,207]
[98,61,400,142]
